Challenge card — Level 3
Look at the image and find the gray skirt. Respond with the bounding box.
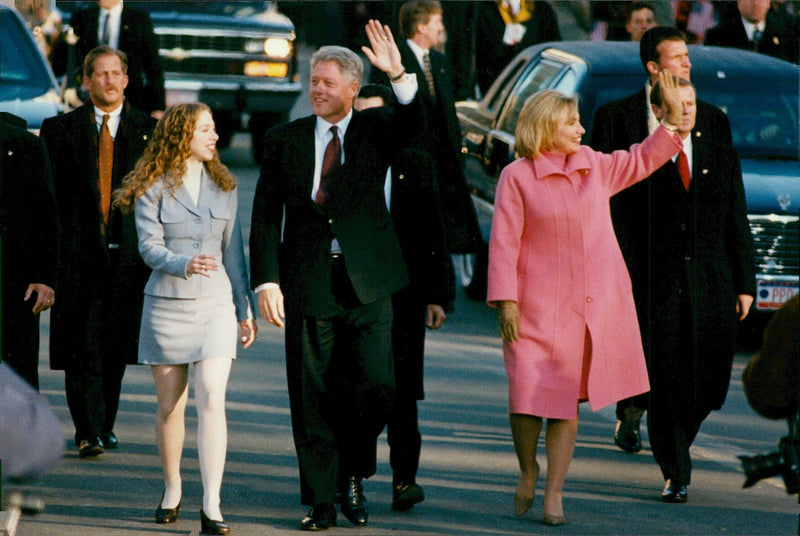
[138,293,237,365]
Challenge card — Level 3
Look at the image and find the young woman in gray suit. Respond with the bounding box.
[114,103,256,535]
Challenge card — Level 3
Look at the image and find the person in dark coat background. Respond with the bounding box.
[592,26,733,456]
[610,78,755,504]
[50,0,166,116]
[371,0,481,258]
[354,83,451,511]
[40,46,157,458]
[705,0,799,64]
[0,112,58,390]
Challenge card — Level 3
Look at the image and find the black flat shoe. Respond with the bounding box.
[392,482,425,511]
[300,503,336,531]
[101,431,118,449]
[200,508,230,534]
[614,418,642,453]
[78,438,104,459]
[661,480,688,503]
[154,492,180,524]
[340,476,368,526]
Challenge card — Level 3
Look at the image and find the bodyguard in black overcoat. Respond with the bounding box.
[249,24,420,529]
[370,1,481,255]
[40,47,156,457]
[611,79,755,502]
[591,27,733,455]
[51,0,165,115]
[0,113,58,389]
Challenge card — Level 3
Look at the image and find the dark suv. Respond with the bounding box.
[57,1,301,161]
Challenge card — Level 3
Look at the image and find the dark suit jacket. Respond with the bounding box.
[51,5,166,113]
[390,148,450,308]
[40,103,157,369]
[612,135,756,413]
[0,116,58,371]
[705,10,799,64]
[250,105,417,317]
[371,40,481,254]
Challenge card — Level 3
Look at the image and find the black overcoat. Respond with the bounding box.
[612,135,756,413]
[40,103,156,369]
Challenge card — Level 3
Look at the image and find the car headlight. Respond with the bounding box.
[264,38,292,58]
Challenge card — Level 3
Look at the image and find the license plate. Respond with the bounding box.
[756,278,799,310]
[166,89,199,107]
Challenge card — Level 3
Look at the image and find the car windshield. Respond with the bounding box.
[57,1,269,17]
[0,9,55,101]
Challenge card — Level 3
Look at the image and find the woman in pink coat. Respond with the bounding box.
[487,71,683,526]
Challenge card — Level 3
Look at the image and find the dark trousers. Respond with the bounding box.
[64,281,127,444]
[387,288,426,485]
[2,289,41,389]
[286,257,395,506]
[647,404,711,485]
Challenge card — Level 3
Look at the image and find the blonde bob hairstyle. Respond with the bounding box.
[113,102,236,213]
[515,90,579,160]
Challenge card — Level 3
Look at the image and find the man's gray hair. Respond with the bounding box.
[310,45,364,84]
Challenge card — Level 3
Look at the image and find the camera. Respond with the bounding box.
[740,434,800,494]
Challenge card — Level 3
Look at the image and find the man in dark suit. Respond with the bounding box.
[354,84,451,511]
[0,113,58,390]
[606,77,755,503]
[592,26,733,455]
[250,22,419,531]
[40,46,156,459]
[51,0,165,116]
[371,0,480,258]
[705,0,799,64]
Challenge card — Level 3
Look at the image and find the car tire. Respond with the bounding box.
[250,112,288,164]
[460,244,488,301]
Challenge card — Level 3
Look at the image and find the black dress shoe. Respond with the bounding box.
[200,508,230,534]
[661,479,688,503]
[614,418,642,453]
[154,492,180,524]
[340,476,368,526]
[78,438,105,458]
[392,482,425,511]
[300,503,336,531]
[101,431,118,449]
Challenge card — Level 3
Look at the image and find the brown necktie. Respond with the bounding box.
[677,150,691,191]
[315,126,340,205]
[98,113,114,225]
[423,52,437,102]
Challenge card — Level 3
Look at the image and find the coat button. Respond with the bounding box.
[680,223,686,231]
[193,242,200,249]
[329,218,334,224]
[195,217,201,223]
[585,296,593,303]
[684,255,691,261]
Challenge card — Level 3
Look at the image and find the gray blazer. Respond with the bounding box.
[136,170,252,320]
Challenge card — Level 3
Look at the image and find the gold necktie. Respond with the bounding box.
[98,113,114,226]
[423,52,437,102]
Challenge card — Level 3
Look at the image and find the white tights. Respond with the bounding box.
[152,358,232,520]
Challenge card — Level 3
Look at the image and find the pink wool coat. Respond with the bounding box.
[487,126,682,419]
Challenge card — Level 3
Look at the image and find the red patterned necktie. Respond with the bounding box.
[315,126,341,205]
[677,150,691,191]
[98,113,114,226]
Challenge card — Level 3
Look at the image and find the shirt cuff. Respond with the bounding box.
[392,72,418,105]
[254,282,279,294]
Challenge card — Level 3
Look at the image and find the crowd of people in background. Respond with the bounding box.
[0,0,798,533]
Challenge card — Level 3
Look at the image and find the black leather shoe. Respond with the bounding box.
[392,482,425,511]
[78,438,105,458]
[101,431,118,449]
[200,508,230,534]
[614,418,642,453]
[340,476,368,526]
[154,492,180,524]
[661,480,688,503]
[300,503,336,531]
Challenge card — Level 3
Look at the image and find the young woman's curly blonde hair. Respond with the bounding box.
[113,102,236,213]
